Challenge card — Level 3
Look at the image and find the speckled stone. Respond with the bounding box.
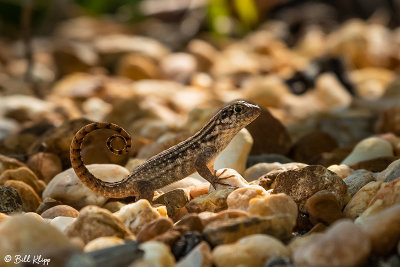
[0,185,23,214]
[4,180,41,212]
[153,188,190,218]
[272,165,349,212]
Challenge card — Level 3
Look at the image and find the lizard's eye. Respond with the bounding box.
[234,106,242,113]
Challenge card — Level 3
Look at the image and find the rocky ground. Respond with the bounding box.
[0,9,400,267]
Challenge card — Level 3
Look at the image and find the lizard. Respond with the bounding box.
[70,100,261,201]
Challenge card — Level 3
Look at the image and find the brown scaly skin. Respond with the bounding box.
[70,100,261,201]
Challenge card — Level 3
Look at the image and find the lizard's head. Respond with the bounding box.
[215,100,261,131]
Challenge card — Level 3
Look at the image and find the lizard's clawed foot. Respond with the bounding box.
[210,169,235,188]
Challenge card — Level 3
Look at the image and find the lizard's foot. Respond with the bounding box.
[210,169,235,188]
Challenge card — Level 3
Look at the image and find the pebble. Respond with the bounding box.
[0,215,72,260]
[130,241,175,267]
[246,154,293,167]
[153,188,190,218]
[136,217,174,242]
[327,164,354,179]
[114,199,162,235]
[227,185,268,211]
[161,52,198,83]
[187,39,218,71]
[248,193,298,222]
[0,166,46,195]
[160,177,206,194]
[305,190,343,225]
[4,180,42,212]
[186,188,235,213]
[272,165,349,212]
[349,156,398,172]
[244,162,282,182]
[376,158,400,182]
[175,214,204,233]
[27,152,63,183]
[42,164,129,209]
[171,231,203,260]
[0,212,8,223]
[117,53,160,81]
[212,234,290,267]
[245,105,292,155]
[289,130,338,164]
[83,236,125,252]
[341,137,394,165]
[66,205,133,244]
[356,177,400,222]
[41,205,79,219]
[0,185,23,214]
[343,169,376,196]
[0,154,25,173]
[293,220,371,267]
[343,181,383,220]
[203,214,294,246]
[102,201,125,213]
[359,204,400,256]
[375,106,400,136]
[253,162,307,190]
[36,197,64,214]
[49,216,76,233]
[199,209,249,226]
[176,241,212,267]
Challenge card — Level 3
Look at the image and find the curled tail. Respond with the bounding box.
[70,122,136,198]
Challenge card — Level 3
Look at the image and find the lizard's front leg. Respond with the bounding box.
[195,146,234,188]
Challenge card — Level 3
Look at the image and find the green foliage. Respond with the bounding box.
[207,0,259,36]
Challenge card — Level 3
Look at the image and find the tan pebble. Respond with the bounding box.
[0,154,26,173]
[42,164,129,209]
[136,217,173,242]
[0,212,9,223]
[344,181,383,220]
[190,183,211,199]
[36,197,64,214]
[212,234,290,267]
[0,215,72,261]
[293,219,371,267]
[227,185,268,211]
[199,209,249,226]
[84,236,125,252]
[102,201,125,213]
[0,167,46,195]
[355,177,400,222]
[114,199,161,235]
[66,205,133,244]
[49,216,76,233]
[27,152,62,183]
[327,164,354,179]
[359,204,400,256]
[41,205,79,219]
[4,180,41,212]
[249,193,298,221]
[186,188,235,214]
[341,137,394,165]
[130,241,175,267]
